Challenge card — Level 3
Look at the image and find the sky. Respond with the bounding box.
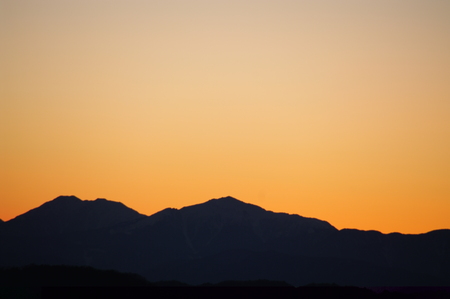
[1,0,449,234]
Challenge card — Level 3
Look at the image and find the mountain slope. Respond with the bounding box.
[113,196,337,260]
[174,196,337,256]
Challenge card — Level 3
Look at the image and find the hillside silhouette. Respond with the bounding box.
[0,264,149,287]
[1,196,449,287]
[2,265,448,299]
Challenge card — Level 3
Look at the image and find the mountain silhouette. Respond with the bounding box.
[0,195,145,236]
[1,196,449,287]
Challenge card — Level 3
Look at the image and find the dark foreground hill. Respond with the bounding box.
[1,196,449,287]
[2,265,449,299]
[0,264,149,287]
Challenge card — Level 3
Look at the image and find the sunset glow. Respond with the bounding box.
[2,0,449,234]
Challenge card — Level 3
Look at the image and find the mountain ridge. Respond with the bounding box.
[3,195,445,235]
[1,195,449,286]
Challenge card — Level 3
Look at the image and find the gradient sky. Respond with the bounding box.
[2,0,449,234]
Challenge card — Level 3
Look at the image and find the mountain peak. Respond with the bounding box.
[4,196,145,235]
[200,196,263,211]
[94,198,108,202]
[209,196,243,204]
[217,196,239,200]
[177,196,269,227]
[53,195,82,202]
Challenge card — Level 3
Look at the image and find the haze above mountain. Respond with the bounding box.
[1,196,449,286]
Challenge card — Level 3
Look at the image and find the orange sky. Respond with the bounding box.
[1,0,449,234]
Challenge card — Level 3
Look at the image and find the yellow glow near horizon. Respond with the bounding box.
[1,0,449,234]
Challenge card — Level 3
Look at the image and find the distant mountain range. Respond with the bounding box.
[1,196,449,286]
